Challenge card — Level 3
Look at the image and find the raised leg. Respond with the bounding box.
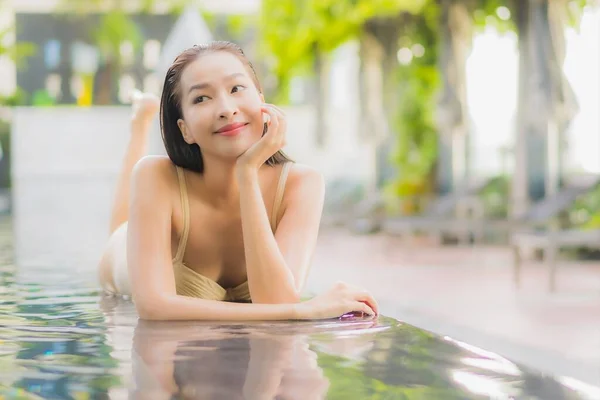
[108,90,160,234]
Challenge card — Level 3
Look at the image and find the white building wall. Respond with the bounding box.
[11,102,369,268]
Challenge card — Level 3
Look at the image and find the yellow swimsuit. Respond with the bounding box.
[170,163,291,302]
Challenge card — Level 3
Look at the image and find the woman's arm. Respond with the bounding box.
[127,156,296,321]
[237,164,324,304]
[127,156,375,320]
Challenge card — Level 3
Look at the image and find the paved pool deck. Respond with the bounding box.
[306,227,600,386]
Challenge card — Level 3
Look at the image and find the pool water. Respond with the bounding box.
[0,216,598,399]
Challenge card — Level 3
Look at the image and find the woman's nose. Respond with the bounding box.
[217,97,238,119]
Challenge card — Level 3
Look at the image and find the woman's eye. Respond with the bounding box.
[194,95,209,104]
[231,85,246,93]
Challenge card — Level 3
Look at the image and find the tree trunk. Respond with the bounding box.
[360,17,403,191]
[94,60,115,105]
[313,46,329,148]
[436,0,472,195]
[510,0,576,217]
[358,32,386,194]
[511,0,530,217]
[379,26,402,188]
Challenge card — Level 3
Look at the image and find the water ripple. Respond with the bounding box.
[0,216,598,399]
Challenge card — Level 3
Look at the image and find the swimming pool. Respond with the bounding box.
[0,216,598,399]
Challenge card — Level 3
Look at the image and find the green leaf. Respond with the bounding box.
[260,0,429,101]
[92,11,142,60]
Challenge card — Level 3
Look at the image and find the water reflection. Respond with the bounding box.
[132,321,331,399]
[99,294,383,399]
[1,216,599,399]
[0,288,119,399]
[101,300,593,400]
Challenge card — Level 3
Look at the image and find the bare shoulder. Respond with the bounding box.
[132,156,174,184]
[285,162,325,198]
[131,155,177,196]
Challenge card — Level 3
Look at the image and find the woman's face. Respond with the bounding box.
[177,51,264,160]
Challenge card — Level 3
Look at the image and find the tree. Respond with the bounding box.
[386,5,440,213]
[260,0,427,149]
[389,0,591,217]
[506,0,585,215]
[0,0,36,106]
[0,0,37,188]
[57,0,190,105]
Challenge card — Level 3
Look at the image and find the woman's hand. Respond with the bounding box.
[236,103,287,173]
[294,282,379,320]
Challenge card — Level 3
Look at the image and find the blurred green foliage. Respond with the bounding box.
[570,185,600,229]
[314,323,476,399]
[0,119,10,188]
[261,0,595,219]
[35,0,600,228]
[477,175,510,218]
[58,0,195,55]
[260,0,427,103]
[318,351,469,399]
[473,0,589,32]
[0,1,36,108]
[32,89,58,107]
[385,0,515,212]
[93,10,143,65]
[0,29,36,70]
[58,0,192,104]
[258,0,518,212]
[384,6,440,213]
[0,88,27,107]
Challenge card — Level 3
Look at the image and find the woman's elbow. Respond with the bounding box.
[135,295,170,320]
[137,307,163,321]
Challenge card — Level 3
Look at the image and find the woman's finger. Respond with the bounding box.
[261,104,276,124]
[265,103,286,118]
[359,293,379,315]
[354,301,375,316]
[348,288,379,315]
[261,106,278,135]
[268,113,280,143]
[269,106,287,147]
[264,104,286,128]
[262,105,285,145]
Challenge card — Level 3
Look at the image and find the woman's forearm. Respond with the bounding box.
[137,293,297,321]
[237,168,299,304]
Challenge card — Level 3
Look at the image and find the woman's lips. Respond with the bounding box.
[215,122,248,136]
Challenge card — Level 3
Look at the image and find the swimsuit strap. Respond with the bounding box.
[271,162,292,232]
[174,166,190,263]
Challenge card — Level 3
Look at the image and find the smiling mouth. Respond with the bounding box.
[215,123,249,136]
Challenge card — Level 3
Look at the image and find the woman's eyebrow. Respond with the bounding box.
[224,72,245,81]
[188,82,210,94]
[187,73,246,94]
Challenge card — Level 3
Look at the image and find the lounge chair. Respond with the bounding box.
[508,174,600,292]
[378,177,495,243]
[512,228,600,292]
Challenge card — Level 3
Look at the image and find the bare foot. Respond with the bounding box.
[130,89,160,124]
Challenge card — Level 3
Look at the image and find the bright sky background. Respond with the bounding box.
[467,6,600,175]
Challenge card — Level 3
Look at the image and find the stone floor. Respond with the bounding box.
[305,228,600,386]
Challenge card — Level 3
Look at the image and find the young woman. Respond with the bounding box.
[98,41,378,321]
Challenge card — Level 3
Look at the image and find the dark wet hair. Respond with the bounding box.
[160,41,292,173]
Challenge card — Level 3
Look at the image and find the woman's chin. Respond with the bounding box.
[213,145,253,161]
[204,136,258,162]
